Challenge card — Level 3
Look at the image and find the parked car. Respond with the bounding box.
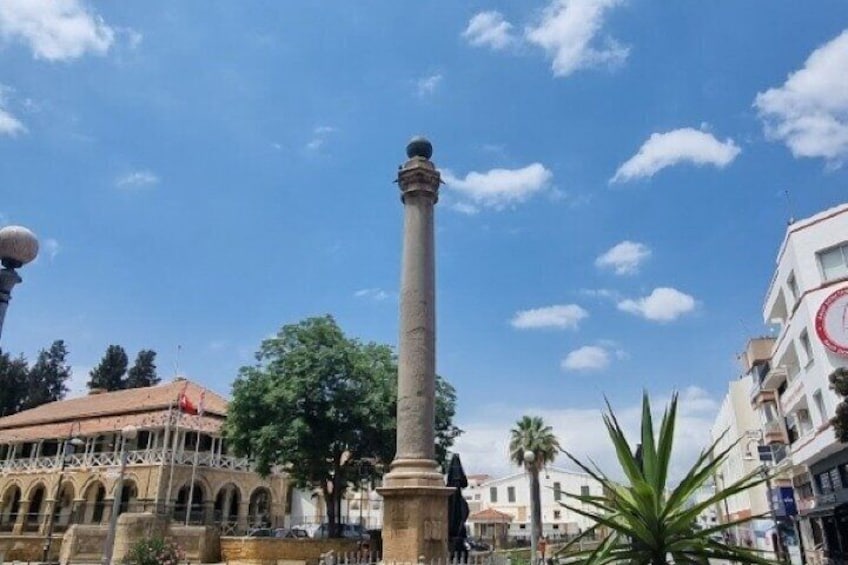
[247,528,275,538]
[289,527,310,538]
[312,523,370,540]
[464,537,491,551]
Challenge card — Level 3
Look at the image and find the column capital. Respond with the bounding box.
[398,157,440,204]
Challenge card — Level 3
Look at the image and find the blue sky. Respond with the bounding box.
[1,1,847,477]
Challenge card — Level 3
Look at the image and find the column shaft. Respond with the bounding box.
[397,192,436,462]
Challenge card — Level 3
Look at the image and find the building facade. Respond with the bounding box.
[462,466,602,542]
[752,203,848,563]
[710,367,796,558]
[0,378,286,549]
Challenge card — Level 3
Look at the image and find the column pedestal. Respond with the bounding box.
[379,460,452,564]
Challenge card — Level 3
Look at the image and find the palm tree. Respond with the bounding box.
[557,394,775,565]
[509,416,561,560]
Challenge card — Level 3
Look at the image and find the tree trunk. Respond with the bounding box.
[530,468,542,556]
[323,484,338,538]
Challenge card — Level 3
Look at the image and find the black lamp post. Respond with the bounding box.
[42,428,84,563]
[0,225,39,342]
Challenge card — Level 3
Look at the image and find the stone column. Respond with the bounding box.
[12,499,29,534]
[378,137,452,564]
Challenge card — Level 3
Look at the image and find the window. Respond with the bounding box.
[507,486,516,503]
[787,272,799,303]
[818,244,848,282]
[831,468,843,491]
[490,487,497,503]
[581,485,591,497]
[799,329,814,366]
[813,390,827,425]
[474,494,480,501]
[553,482,562,501]
[818,471,833,494]
[553,510,561,520]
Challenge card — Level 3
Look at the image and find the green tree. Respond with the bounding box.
[0,350,29,417]
[829,367,848,442]
[23,340,71,409]
[88,345,128,391]
[225,315,461,537]
[557,394,772,565]
[509,416,560,552]
[126,350,160,389]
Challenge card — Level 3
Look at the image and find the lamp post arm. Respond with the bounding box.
[0,267,21,342]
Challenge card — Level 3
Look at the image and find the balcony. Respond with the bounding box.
[780,377,806,415]
[761,365,789,390]
[751,386,777,406]
[763,421,789,446]
[0,449,252,474]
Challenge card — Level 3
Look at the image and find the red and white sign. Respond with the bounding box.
[815,287,848,356]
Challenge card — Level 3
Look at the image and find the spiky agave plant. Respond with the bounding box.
[556,393,776,565]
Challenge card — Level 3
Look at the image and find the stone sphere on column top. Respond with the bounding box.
[406,136,433,160]
[0,225,39,267]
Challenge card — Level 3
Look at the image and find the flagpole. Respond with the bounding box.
[164,398,182,520]
[154,399,174,512]
[184,423,202,525]
[184,389,205,526]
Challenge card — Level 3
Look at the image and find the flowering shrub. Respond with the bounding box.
[123,536,184,565]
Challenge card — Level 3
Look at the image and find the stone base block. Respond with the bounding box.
[378,483,453,564]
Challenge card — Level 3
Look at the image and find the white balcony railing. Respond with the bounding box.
[0,449,251,474]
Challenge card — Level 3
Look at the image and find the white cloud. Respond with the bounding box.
[116,170,159,189]
[754,30,848,165]
[617,287,697,322]
[306,125,337,151]
[0,84,25,136]
[44,238,59,261]
[442,163,553,210]
[0,107,25,136]
[561,345,609,371]
[416,73,443,97]
[611,128,741,183]
[511,304,588,330]
[354,288,391,301]
[525,0,628,78]
[66,365,90,398]
[0,0,115,61]
[595,240,651,275]
[450,201,479,215]
[453,386,719,483]
[462,11,516,50]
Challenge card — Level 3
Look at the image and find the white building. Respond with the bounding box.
[463,466,603,541]
[710,371,783,553]
[288,486,383,530]
[755,202,848,562]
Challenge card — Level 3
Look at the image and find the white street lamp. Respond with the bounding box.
[102,425,138,565]
[0,225,38,341]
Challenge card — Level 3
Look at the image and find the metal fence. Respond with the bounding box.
[319,552,512,565]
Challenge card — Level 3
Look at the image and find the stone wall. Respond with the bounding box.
[59,513,222,563]
[60,525,107,564]
[220,537,361,565]
[0,534,61,562]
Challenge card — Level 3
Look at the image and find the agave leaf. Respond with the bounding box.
[654,392,677,497]
[640,392,660,493]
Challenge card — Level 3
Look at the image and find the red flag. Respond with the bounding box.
[178,383,198,415]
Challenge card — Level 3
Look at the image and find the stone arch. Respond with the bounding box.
[175,479,208,525]
[213,483,241,526]
[81,481,107,525]
[248,487,272,528]
[53,480,76,530]
[118,479,139,516]
[0,484,22,530]
[25,483,47,530]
